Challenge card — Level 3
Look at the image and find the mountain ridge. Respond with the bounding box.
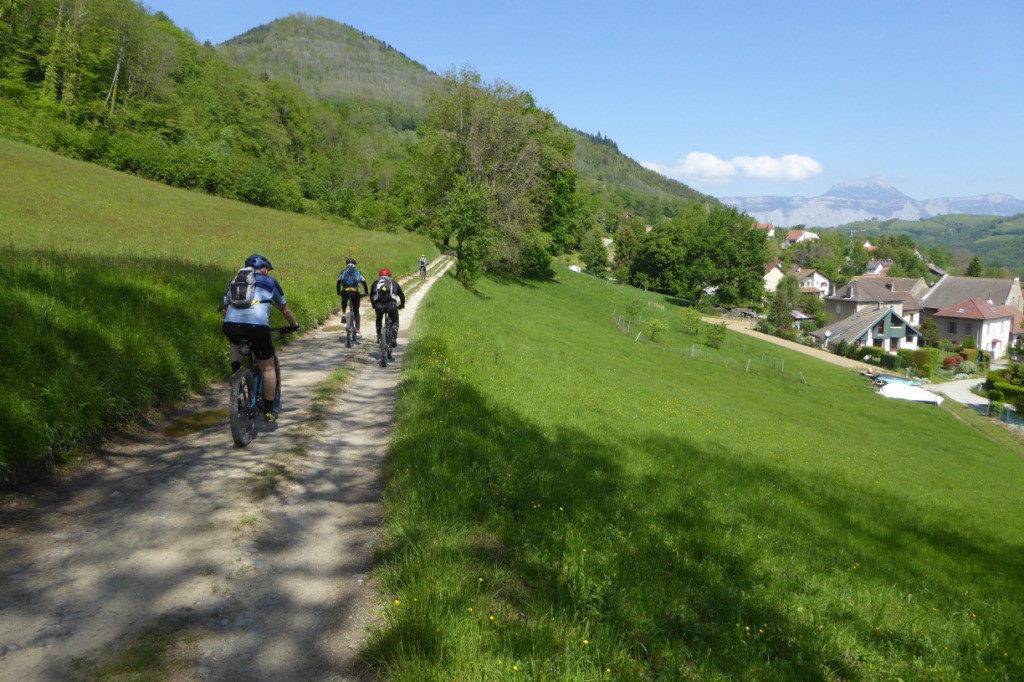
[721,177,1024,227]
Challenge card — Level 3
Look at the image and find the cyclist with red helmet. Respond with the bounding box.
[369,268,406,349]
[221,254,298,421]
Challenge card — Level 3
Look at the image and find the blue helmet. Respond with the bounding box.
[245,254,273,270]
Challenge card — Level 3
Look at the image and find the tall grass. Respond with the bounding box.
[0,139,436,484]
[368,268,1024,680]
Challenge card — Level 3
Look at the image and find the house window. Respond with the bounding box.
[876,323,884,334]
[966,323,973,335]
[947,321,957,334]
[835,304,841,314]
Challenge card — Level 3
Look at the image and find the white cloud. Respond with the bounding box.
[732,154,823,181]
[643,152,823,185]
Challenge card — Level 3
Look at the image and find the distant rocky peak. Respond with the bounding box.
[823,177,914,202]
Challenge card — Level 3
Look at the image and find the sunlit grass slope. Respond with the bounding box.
[371,268,1024,680]
[0,138,436,484]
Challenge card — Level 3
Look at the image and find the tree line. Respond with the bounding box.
[0,1,727,288]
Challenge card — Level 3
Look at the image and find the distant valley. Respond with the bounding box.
[721,177,1024,228]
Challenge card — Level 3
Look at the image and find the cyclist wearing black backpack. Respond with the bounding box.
[369,268,406,348]
[221,254,299,422]
[336,257,369,335]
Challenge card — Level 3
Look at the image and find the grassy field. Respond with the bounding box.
[369,268,1024,680]
[0,138,436,485]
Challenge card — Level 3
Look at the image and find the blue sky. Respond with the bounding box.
[144,0,1023,201]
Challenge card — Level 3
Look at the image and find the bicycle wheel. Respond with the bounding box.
[379,320,389,367]
[346,314,355,348]
[229,369,257,446]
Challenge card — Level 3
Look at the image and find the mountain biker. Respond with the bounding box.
[336,257,369,335]
[370,268,406,348]
[221,254,299,422]
[418,254,428,277]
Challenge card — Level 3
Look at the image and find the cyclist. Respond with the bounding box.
[418,254,428,278]
[369,268,406,349]
[336,257,369,335]
[221,254,298,422]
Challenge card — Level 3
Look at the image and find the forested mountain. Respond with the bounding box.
[218,14,439,109]
[217,13,720,229]
[835,214,1024,275]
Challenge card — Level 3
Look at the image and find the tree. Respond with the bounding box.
[437,175,494,289]
[768,274,800,332]
[631,204,768,305]
[416,67,582,278]
[612,223,639,278]
[579,230,608,276]
[920,317,939,347]
[966,256,984,277]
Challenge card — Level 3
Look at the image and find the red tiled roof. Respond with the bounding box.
[933,297,1016,321]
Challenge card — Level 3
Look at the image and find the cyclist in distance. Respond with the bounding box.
[336,257,369,335]
[418,254,428,277]
[369,268,406,348]
[222,254,298,422]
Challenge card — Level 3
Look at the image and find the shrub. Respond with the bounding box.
[644,317,669,341]
[958,361,979,375]
[703,322,727,349]
[921,363,933,378]
[962,335,978,350]
[836,339,849,356]
[960,348,979,363]
[943,355,964,370]
[880,354,902,370]
[913,348,932,371]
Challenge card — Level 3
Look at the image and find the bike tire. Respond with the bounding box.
[379,320,390,367]
[229,369,257,447]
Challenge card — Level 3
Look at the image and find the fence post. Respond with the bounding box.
[746,359,751,373]
[634,332,642,342]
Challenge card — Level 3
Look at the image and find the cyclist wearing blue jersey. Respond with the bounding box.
[221,254,298,421]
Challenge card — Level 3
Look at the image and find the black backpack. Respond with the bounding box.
[228,267,257,308]
[372,276,395,304]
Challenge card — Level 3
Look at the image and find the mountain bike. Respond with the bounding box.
[344,302,359,348]
[229,326,297,446]
[378,314,393,367]
[419,263,427,281]
[377,310,399,367]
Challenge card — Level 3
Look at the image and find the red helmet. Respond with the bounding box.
[379,268,391,277]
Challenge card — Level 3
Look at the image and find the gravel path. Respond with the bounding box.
[0,256,455,681]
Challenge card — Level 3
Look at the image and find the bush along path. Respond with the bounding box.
[0,255,456,681]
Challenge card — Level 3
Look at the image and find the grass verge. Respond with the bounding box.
[364,267,1024,680]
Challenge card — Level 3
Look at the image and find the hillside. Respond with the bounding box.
[218,13,720,228]
[835,214,1024,274]
[369,266,1024,678]
[0,138,433,484]
[218,13,439,109]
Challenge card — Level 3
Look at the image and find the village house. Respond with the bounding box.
[824,279,905,322]
[864,259,894,276]
[784,229,819,247]
[763,263,787,293]
[849,276,928,326]
[791,266,832,298]
[930,298,1022,358]
[811,307,922,353]
[753,222,776,238]
[918,275,1023,317]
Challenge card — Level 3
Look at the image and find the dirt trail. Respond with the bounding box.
[709,317,873,370]
[0,256,455,681]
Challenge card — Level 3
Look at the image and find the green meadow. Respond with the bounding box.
[0,139,435,484]
[371,269,1024,680]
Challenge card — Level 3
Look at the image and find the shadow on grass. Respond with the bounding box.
[1,248,236,486]
[365,333,1024,679]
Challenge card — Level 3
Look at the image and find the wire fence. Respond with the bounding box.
[613,313,815,387]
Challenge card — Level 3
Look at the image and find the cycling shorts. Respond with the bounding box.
[222,322,275,361]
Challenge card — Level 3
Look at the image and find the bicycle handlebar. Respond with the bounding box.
[271,325,300,333]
